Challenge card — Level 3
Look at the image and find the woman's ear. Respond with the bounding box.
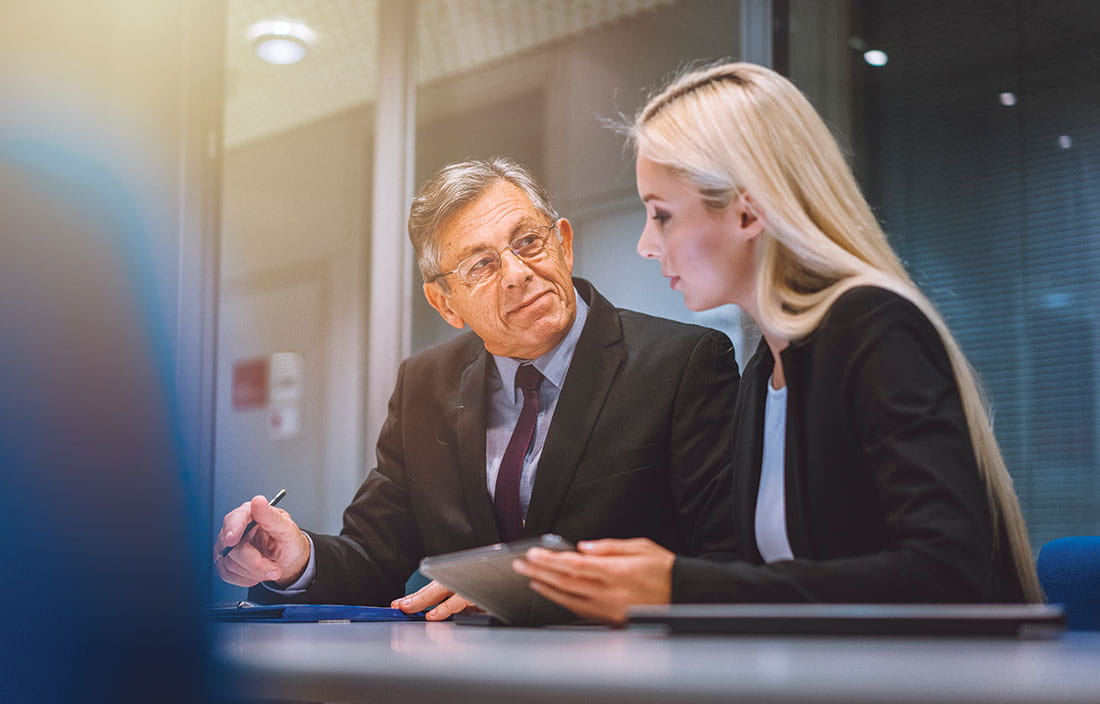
[733,191,765,240]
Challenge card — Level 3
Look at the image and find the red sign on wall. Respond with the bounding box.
[232,357,269,410]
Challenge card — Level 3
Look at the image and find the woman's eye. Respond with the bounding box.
[651,210,670,223]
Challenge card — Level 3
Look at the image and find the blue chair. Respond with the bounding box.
[1037,536,1100,630]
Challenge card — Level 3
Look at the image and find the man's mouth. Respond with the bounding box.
[509,290,551,315]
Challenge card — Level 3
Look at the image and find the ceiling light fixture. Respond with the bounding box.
[999,92,1018,107]
[863,50,888,67]
[248,20,316,65]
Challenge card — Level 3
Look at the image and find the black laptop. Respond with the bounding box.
[628,603,1065,637]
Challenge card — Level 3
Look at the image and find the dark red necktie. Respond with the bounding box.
[494,364,543,542]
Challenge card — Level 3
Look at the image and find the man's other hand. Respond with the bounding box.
[392,580,477,621]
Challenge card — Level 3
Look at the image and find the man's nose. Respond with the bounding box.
[499,248,533,284]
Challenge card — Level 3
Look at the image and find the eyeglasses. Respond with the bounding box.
[428,223,557,286]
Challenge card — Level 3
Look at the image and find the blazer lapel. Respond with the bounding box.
[734,339,771,563]
[453,347,499,545]
[778,343,813,559]
[524,282,624,536]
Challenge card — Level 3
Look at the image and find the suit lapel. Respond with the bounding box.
[779,344,813,559]
[734,339,771,563]
[524,282,624,536]
[454,347,500,545]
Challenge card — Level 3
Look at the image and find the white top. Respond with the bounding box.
[754,377,794,563]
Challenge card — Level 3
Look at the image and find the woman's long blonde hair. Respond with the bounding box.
[633,61,1041,601]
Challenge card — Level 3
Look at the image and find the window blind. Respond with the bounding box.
[856,0,1100,549]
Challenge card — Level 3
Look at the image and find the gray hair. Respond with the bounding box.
[408,157,559,284]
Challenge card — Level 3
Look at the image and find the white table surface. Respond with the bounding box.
[215,620,1100,703]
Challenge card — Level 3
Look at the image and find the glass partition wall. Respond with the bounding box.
[214,0,382,602]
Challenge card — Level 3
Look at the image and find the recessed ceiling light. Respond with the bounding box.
[863,49,888,67]
[1058,135,1073,149]
[248,20,316,65]
[999,92,1017,107]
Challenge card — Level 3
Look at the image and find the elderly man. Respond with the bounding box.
[215,158,738,619]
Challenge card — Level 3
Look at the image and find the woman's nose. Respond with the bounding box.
[636,224,660,260]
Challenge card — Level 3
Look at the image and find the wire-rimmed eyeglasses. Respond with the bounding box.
[428,223,557,286]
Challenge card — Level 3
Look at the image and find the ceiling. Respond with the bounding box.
[224,0,675,148]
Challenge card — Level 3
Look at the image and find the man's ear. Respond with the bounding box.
[733,191,765,240]
[423,282,466,330]
[555,217,575,271]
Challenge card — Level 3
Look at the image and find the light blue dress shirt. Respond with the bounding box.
[485,292,588,517]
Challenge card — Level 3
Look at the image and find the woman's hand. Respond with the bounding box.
[512,538,675,625]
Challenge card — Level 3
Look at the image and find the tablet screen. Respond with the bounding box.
[420,534,577,626]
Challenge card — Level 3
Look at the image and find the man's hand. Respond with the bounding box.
[391,580,477,621]
[512,538,675,625]
[213,495,311,588]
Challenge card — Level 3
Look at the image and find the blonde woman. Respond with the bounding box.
[513,62,1042,624]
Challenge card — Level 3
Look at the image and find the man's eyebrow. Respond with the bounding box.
[448,240,494,262]
[509,218,543,237]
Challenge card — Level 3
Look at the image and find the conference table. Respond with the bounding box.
[215,619,1100,703]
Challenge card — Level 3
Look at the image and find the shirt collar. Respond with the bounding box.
[491,288,589,399]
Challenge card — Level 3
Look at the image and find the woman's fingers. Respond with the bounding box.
[514,539,675,626]
[514,556,603,597]
[524,547,619,580]
[578,537,661,556]
[527,579,624,624]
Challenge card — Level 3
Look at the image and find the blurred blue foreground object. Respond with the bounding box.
[1,0,223,701]
[0,150,215,702]
[1037,536,1100,631]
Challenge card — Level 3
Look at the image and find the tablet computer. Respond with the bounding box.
[419,534,578,626]
[627,603,1065,638]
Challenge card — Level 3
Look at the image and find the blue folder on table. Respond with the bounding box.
[208,601,426,622]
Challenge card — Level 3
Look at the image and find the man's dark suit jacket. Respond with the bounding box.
[263,278,739,606]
